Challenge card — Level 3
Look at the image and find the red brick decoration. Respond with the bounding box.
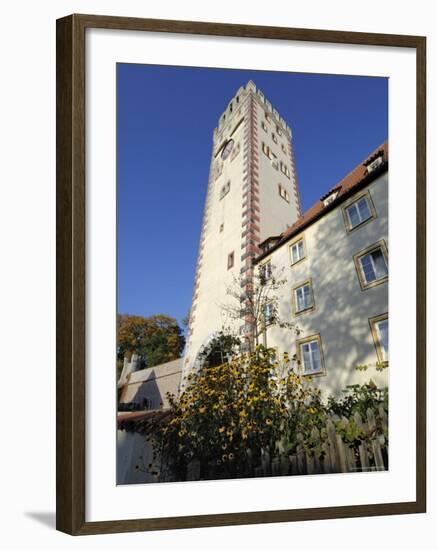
[287,134,302,217]
[239,93,263,348]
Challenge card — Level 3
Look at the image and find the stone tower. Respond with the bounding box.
[182,81,301,380]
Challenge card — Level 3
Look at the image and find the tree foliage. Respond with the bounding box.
[117,313,185,368]
[197,330,241,368]
[220,264,299,351]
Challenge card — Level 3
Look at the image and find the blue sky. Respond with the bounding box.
[117,64,388,327]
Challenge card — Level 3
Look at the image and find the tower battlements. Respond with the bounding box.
[213,81,292,144]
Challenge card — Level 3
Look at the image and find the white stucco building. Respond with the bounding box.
[184,81,389,398]
[253,143,389,397]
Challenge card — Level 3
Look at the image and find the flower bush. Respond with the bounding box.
[147,346,326,479]
[145,346,388,481]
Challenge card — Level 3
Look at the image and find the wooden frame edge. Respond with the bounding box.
[56,13,426,535]
[56,14,86,535]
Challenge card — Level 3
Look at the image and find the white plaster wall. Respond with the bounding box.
[117,430,156,484]
[262,172,389,398]
[186,82,301,375]
[254,97,300,240]
[185,88,249,372]
[120,357,183,408]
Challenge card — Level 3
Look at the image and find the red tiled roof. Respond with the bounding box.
[255,141,388,262]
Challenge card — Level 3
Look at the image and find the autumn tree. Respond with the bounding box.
[117,313,185,368]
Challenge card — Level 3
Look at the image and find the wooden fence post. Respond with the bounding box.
[186,459,200,481]
[296,433,306,474]
[326,417,340,473]
[367,408,385,471]
[353,411,370,471]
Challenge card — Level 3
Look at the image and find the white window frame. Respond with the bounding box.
[323,192,338,206]
[359,248,388,284]
[293,280,314,314]
[369,314,389,363]
[263,302,273,326]
[290,237,306,265]
[343,191,376,232]
[354,240,388,290]
[297,334,325,376]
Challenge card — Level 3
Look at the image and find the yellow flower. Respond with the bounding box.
[219,426,225,433]
[265,418,273,425]
[199,406,206,413]
[229,453,235,460]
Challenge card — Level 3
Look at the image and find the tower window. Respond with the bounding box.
[220,180,231,200]
[261,121,268,132]
[219,223,224,233]
[278,184,290,202]
[227,252,234,270]
[272,133,278,144]
[280,161,291,178]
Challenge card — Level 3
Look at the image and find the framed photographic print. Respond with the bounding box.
[56,14,426,535]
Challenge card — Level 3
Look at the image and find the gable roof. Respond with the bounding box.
[255,141,388,264]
